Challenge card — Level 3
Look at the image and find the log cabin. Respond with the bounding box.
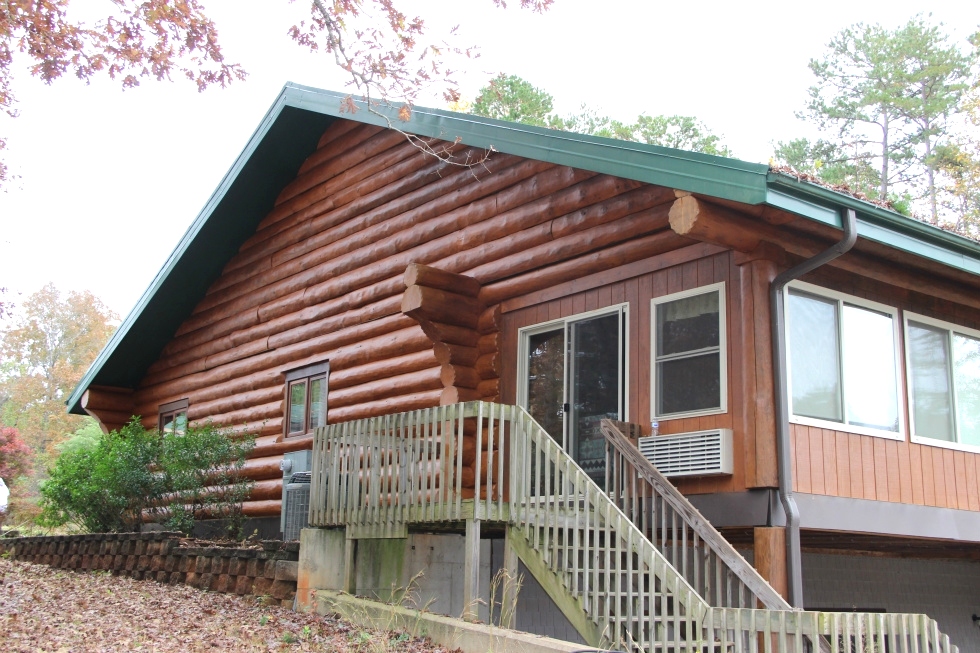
[70,84,980,652]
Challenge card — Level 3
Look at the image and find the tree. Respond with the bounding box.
[0,283,116,459]
[622,115,733,156]
[933,30,980,234]
[802,16,970,218]
[2,2,554,183]
[0,426,31,482]
[0,0,246,184]
[773,137,883,198]
[470,74,734,156]
[472,73,560,127]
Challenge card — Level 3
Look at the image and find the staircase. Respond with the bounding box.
[310,401,959,653]
[506,408,780,651]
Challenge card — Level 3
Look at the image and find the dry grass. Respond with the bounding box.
[0,557,457,652]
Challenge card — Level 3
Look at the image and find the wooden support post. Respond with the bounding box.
[501,525,520,629]
[463,518,481,621]
[343,532,357,595]
[753,527,788,602]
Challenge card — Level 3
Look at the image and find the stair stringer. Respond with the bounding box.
[506,525,614,649]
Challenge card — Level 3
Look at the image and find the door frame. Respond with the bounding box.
[516,303,630,453]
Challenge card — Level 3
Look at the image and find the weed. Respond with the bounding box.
[259,615,270,626]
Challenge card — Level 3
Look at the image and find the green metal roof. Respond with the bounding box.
[67,83,980,414]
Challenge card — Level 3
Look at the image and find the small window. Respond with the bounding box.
[651,282,727,419]
[786,282,902,438]
[284,361,329,437]
[159,399,189,436]
[905,313,980,451]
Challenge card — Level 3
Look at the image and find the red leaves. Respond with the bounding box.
[294,0,552,111]
[0,0,246,184]
[0,426,31,482]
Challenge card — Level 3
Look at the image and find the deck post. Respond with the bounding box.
[463,518,481,620]
[343,530,357,594]
[753,526,788,601]
[501,524,520,629]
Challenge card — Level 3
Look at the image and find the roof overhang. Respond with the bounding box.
[67,83,980,414]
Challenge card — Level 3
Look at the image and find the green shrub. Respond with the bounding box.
[38,418,254,535]
[160,422,253,537]
[38,419,162,532]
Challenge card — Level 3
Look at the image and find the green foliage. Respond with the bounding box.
[160,422,253,537]
[801,16,971,217]
[773,137,882,197]
[622,115,733,156]
[38,419,161,533]
[472,74,559,127]
[56,419,103,456]
[38,419,253,535]
[469,74,733,156]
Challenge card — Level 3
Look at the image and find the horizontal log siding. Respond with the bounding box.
[789,263,980,511]
[131,120,684,515]
[499,249,765,496]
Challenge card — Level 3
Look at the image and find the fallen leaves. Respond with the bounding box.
[0,558,458,652]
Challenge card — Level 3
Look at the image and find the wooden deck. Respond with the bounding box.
[308,401,959,653]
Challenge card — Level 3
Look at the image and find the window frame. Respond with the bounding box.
[785,281,905,441]
[650,282,728,421]
[283,361,329,438]
[903,311,980,454]
[159,398,189,436]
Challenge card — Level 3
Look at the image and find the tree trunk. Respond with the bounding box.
[880,108,889,200]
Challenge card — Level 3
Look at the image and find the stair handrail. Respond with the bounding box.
[508,404,711,652]
[600,419,792,611]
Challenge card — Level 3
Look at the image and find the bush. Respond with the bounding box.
[160,422,253,537]
[38,419,253,535]
[38,419,161,532]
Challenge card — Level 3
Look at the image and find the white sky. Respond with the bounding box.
[0,0,978,319]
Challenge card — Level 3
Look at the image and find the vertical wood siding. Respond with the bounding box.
[789,265,980,510]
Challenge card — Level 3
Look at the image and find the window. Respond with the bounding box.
[284,361,329,437]
[159,399,188,436]
[786,282,902,438]
[905,313,980,451]
[651,283,727,419]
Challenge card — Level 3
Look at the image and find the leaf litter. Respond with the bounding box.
[0,558,458,652]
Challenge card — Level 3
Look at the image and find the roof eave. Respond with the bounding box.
[766,172,980,277]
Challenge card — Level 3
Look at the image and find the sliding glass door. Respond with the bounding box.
[520,307,626,487]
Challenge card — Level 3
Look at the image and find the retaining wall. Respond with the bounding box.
[0,532,299,607]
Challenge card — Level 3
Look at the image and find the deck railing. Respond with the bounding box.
[309,402,508,530]
[308,401,958,653]
[601,420,791,611]
[702,608,956,653]
[508,404,707,651]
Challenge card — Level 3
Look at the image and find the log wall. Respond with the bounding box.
[117,118,980,518]
[127,120,689,517]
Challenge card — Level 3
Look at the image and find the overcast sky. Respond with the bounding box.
[1,0,978,319]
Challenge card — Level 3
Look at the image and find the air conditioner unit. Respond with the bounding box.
[283,472,312,541]
[280,450,312,539]
[637,429,733,478]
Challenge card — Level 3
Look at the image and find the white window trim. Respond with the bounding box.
[516,303,631,441]
[650,282,728,421]
[785,281,905,441]
[904,311,980,455]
